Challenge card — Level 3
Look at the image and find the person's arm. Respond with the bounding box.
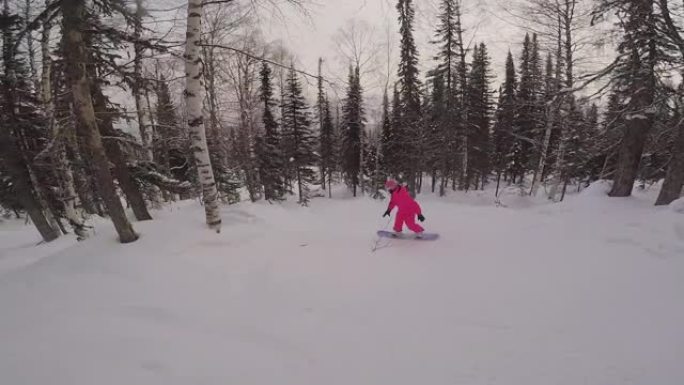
[383,192,397,216]
[414,199,425,221]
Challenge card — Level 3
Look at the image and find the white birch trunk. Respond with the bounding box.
[134,0,154,162]
[184,0,221,232]
[133,0,163,208]
[41,4,87,238]
[62,0,138,243]
[530,101,554,197]
[548,128,566,201]
[24,0,39,92]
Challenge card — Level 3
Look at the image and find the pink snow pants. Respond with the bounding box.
[394,211,424,233]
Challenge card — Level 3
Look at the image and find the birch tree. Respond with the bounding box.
[61,0,137,243]
[40,0,88,238]
[184,0,221,232]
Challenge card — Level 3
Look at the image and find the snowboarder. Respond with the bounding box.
[382,179,425,236]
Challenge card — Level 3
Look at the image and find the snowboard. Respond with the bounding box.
[377,230,439,241]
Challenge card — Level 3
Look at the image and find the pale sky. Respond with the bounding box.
[258,0,518,93]
[256,0,613,102]
[132,0,613,130]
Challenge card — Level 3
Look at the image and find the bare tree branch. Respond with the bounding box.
[199,43,341,88]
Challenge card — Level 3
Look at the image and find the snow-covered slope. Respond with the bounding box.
[1,186,683,385]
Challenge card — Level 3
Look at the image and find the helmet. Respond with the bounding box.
[384,179,398,191]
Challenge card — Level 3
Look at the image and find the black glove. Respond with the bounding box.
[417,214,425,222]
[383,210,391,217]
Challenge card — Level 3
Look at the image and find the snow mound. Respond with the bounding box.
[670,197,684,213]
[577,180,612,199]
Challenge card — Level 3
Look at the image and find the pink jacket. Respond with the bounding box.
[387,186,422,216]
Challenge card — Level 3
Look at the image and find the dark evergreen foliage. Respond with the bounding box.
[280,69,317,205]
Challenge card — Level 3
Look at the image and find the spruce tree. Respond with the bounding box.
[379,89,393,183]
[512,33,543,184]
[316,58,328,190]
[396,0,422,193]
[540,52,560,182]
[432,0,462,109]
[431,0,467,195]
[257,63,286,202]
[386,83,402,179]
[454,0,468,189]
[341,65,364,196]
[596,0,659,197]
[465,42,494,190]
[281,68,317,205]
[493,52,517,190]
[319,97,336,196]
[656,96,684,205]
[0,5,60,241]
[427,74,445,193]
[154,74,193,198]
[562,105,590,194]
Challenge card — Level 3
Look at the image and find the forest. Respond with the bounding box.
[1,0,683,244]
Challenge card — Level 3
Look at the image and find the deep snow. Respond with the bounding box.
[1,184,683,385]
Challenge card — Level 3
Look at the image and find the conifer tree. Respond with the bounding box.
[395,0,422,193]
[492,51,517,194]
[257,63,286,201]
[0,3,60,241]
[385,83,402,179]
[512,33,543,184]
[341,65,364,196]
[379,89,393,183]
[466,42,494,189]
[595,0,659,197]
[319,97,336,196]
[281,68,317,205]
[656,85,684,205]
[431,0,467,194]
[154,75,187,186]
[427,74,445,193]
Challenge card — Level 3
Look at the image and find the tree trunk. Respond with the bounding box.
[531,99,556,196]
[317,58,326,190]
[132,0,163,208]
[41,5,88,239]
[655,119,684,205]
[24,0,39,91]
[25,162,61,231]
[548,129,566,201]
[609,115,651,197]
[133,0,154,162]
[90,81,153,221]
[185,0,221,232]
[609,1,656,198]
[560,178,569,201]
[0,0,59,242]
[328,171,332,198]
[61,0,137,243]
[460,134,468,190]
[431,169,436,193]
[495,172,502,197]
[547,14,567,201]
[0,132,60,242]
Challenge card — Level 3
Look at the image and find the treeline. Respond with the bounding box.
[1,0,683,244]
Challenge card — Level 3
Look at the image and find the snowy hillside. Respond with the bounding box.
[1,185,683,385]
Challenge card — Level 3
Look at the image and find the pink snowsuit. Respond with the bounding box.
[387,186,424,233]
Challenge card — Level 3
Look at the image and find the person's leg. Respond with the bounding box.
[405,214,424,233]
[393,211,406,232]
